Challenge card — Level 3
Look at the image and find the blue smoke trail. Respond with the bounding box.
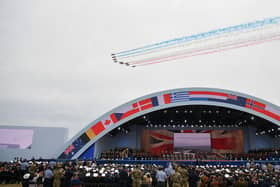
[114,17,280,58]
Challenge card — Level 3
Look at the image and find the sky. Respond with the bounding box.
[1,0,280,139]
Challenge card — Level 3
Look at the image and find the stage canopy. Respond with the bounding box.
[56,87,280,160]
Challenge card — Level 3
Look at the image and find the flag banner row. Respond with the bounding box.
[59,90,280,159]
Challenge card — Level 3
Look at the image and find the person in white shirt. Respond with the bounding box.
[156,166,167,187]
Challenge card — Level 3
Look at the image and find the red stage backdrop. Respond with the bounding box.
[141,129,244,155]
[141,130,174,155]
[210,130,244,153]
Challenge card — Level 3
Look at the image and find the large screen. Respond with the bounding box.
[141,129,244,156]
[174,133,211,152]
[0,129,34,149]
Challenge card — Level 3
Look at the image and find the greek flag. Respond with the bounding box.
[170,91,189,103]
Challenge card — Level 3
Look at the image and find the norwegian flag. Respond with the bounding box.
[245,99,280,121]
[245,99,266,112]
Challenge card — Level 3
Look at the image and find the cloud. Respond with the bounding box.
[0,0,280,138]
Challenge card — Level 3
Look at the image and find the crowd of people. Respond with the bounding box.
[99,148,280,161]
[99,148,159,160]
[161,150,280,161]
[1,159,280,187]
[0,159,83,187]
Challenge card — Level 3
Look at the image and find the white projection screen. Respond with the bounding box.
[0,129,34,149]
[174,133,211,152]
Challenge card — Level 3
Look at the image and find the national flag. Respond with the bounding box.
[189,91,227,101]
[265,105,280,116]
[85,118,113,140]
[103,119,112,125]
[163,94,171,104]
[245,99,265,112]
[189,91,228,97]
[163,91,189,104]
[59,97,159,159]
[85,128,96,140]
[186,91,247,107]
[264,105,280,121]
[110,96,159,123]
[211,138,235,150]
[263,110,280,121]
[63,136,89,158]
[225,95,247,107]
[63,144,74,155]
[91,121,106,136]
[211,130,244,153]
[110,113,125,123]
[83,121,107,142]
[227,94,238,100]
[179,130,243,153]
[245,99,280,121]
[141,130,174,156]
[135,97,159,110]
[60,121,106,159]
[79,133,90,143]
[245,99,253,108]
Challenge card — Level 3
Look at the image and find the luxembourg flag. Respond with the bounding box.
[188,91,228,100]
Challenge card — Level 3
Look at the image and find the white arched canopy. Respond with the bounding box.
[57,88,280,159]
